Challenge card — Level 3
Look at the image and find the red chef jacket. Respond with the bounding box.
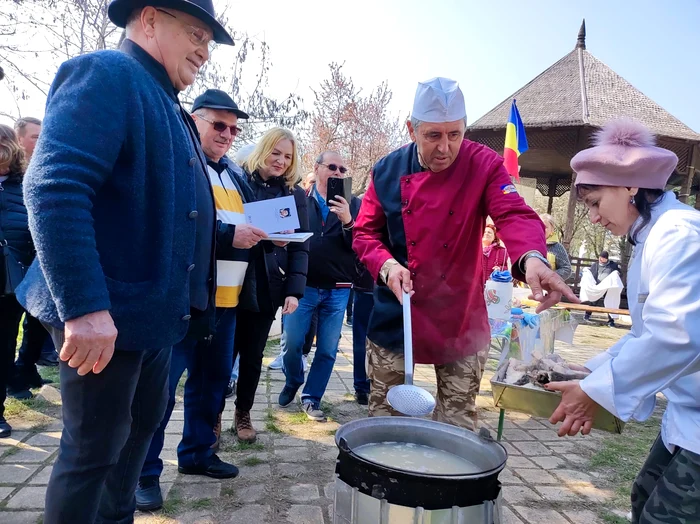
[353,140,546,365]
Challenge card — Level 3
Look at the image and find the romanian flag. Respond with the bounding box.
[503,100,528,181]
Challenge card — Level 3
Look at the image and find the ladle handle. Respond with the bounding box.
[402,291,413,385]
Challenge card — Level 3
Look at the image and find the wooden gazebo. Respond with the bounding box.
[465,21,700,249]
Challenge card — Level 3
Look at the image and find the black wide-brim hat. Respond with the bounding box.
[108,0,234,45]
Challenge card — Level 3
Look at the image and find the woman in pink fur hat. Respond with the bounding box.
[545,119,700,524]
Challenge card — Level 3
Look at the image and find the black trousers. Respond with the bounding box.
[302,309,318,356]
[233,308,275,413]
[0,295,24,420]
[15,313,51,372]
[43,326,171,524]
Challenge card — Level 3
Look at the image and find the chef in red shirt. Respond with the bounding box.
[353,77,578,430]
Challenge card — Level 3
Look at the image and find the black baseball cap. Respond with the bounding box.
[600,251,609,259]
[192,89,249,119]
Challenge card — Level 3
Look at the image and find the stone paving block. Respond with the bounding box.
[553,468,594,483]
[513,467,558,485]
[236,483,266,503]
[319,448,338,461]
[0,486,15,500]
[24,432,62,447]
[28,465,52,485]
[6,486,47,509]
[501,485,542,504]
[0,432,30,446]
[8,447,57,464]
[533,486,580,502]
[529,456,564,469]
[546,442,579,454]
[43,421,64,432]
[164,420,185,434]
[224,504,271,524]
[162,432,181,450]
[513,418,549,430]
[287,504,324,524]
[0,463,39,483]
[161,481,173,502]
[502,429,535,441]
[565,453,588,465]
[500,442,521,456]
[273,448,309,462]
[500,506,525,524]
[511,441,550,456]
[238,464,271,481]
[571,484,614,502]
[528,429,565,442]
[505,456,537,468]
[173,510,215,523]
[161,465,179,483]
[499,468,523,485]
[289,484,320,502]
[0,511,44,524]
[513,506,570,524]
[274,436,309,447]
[277,463,306,478]
[178,480,221,501]
[564,509,603,523]
[169,409,185,421]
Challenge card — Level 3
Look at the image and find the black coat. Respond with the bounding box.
[0,175,34,292]
[238,171,309,315]
[306,189,362,289]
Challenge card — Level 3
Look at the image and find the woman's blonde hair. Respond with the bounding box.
[244,128,301,189]
[0,124,26,180]
[539,213,555,230]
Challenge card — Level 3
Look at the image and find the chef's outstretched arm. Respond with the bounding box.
[482,159,578,310]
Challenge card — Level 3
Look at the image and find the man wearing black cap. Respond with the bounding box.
[135,89,266,511]
[14,1,233,522]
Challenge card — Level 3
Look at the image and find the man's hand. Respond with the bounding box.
[524,258,580,313]
[233,224,268,249]
[282,296,299,315]
[329,196,352,225]
[387,263,413,304]
[546,381,599,437]
[61,310,118,376]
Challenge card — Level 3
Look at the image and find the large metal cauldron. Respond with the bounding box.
[333,417,508,524]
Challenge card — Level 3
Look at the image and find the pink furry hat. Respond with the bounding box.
[571,119,678,190]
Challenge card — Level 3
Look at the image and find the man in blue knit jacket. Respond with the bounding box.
[15,1,233,522]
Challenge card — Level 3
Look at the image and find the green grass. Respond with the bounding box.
[601,512,629,524]
[589,415,660,515]
[263,337,281,357]
[190,498,212,510]
[225,441,265,452]
[242,456,266,466]
[161,488,184,516]
[264,408,283,434]
[287,412,312,425]
[1,446,20,459]
[3,397,55,418]
[39,366,60,388]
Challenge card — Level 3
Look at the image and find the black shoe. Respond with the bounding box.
[135,475,163,511]
[354,391,369,406]
[584,313,592,322]
[278,385,299,407]
[345,317,353,326]
[17,367,51,389]
[607,319,616,328]
[225,379,236,399]
[6,387,32,400]
[0,418,11,439]
[37,351,59,367]
[178,454,239,479]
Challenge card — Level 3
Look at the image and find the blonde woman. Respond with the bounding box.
[539,213,572,281]
[231,128,309,443]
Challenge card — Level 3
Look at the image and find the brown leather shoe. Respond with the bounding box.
[235,409,257,443]
[211,412,222,451]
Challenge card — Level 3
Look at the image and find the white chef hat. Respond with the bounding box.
[412,77,467,123]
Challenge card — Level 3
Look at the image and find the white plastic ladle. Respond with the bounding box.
[386,291,437,417]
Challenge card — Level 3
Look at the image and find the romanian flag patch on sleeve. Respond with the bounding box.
[501,183,517,195]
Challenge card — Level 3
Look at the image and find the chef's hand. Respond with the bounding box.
[282,296,298,315]
[546,381,598,437]
[387,263,413,304]
[329,196,352,225]
[272,230,293,248]
[233,224,268,249]
[524,258,580,313]
[62,310,118,375]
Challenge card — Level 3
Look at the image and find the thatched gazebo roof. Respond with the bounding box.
[465,20,700,243]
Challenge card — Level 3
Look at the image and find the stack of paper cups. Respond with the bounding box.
[485,279,513,321]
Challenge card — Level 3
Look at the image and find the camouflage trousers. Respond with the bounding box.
[365,339,488,431]
[631,433,700,523]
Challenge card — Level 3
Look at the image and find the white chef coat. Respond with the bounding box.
[581,192,700,455]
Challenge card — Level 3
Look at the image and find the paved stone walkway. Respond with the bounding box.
[0,321,629,523]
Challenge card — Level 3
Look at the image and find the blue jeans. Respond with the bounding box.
[141,308,236,478]
[282,286,350,405]
[42,326,171,524]
[352,291,374,394]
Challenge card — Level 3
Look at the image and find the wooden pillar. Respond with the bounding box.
[563,173,577,251]
[546,176,557,214]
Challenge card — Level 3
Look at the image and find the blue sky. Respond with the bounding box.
[3,0,698,133]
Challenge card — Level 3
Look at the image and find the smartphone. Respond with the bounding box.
[327,177,353,204]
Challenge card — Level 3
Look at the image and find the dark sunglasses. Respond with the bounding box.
[319,162,348,174]
[197,115,242,136]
